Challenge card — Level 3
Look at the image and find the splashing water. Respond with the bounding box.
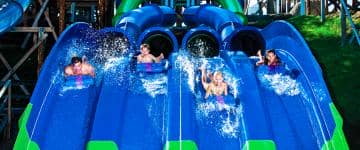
[196,101,243,138]
[103,57,128,71]
[174,53,196,92]
[173,51,244,138]
[174,53,241,98]
[259,73,301,96]
[139,74,168,98]
[187,37,218,57]
[94,35,130,64]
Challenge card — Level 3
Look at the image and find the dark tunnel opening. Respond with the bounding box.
[142,33,174,59]
[229,30,265,56]
[186,33,219,58]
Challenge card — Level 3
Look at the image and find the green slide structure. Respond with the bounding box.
[112,0,248,26]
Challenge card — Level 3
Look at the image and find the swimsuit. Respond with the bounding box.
[209,84,225,97]
[216,96,225,104]
[75,76,83,88]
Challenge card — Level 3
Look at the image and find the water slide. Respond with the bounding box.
[88,5,179,149]
[13,2,349,150]
[112,0,247,25]
[0,0,30,34]
[14,5,180,150]
[182,5,348,149]
[13,23,104,150]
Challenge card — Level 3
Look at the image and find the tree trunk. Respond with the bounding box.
[306,0,311,15]
[98,0,105,29]
[59,0,65,33]
[267,0,275,14]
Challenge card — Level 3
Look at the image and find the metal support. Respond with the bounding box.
[276,0,280,14]
[1,34,48,82]
[0,53,30,95]
[321,0,325,22]
[10,27,54,32]
[340,4,346,46]
[20,0,50,49]
[191,0,195,6]
[164,0,169,6]
[340,0,360,46]
[0,80,11,138]
[170,0,174,8]
[38,0,57,40]
[70,2,76,23]
[0,81,11,98]
[37,27,45,76]
[7,81,11,139]
[300,0,305,15]
[91,5,96,23]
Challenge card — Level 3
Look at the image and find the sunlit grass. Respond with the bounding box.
[286,16,360,118]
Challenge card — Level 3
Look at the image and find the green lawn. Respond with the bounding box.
[261,15,360,148]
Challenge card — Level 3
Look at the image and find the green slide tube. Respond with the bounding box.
[215,0,248,25]
[113,0,247,26]
[112,0,144,25]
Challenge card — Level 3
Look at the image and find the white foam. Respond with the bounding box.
[260,73,301,96]
[103,57,127,71]
[174,53,196,92]
[196,101,243,138]
[140,74,168,98]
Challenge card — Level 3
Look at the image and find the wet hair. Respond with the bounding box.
[140,43,150,51]
[71,57,82,64]
[213,71,223,78]
[264,49,281,65]
[212,71,224,83]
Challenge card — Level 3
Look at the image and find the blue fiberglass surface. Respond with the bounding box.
[40,76,97,149]
[167,52,246,150]
[24,23,105,149]
[223,48,332,150]
[0,0,30,33]
[255,59,321,150]
[221,51,273,141]
[261,21,335,147]
[90,58,168,149]
[20,5,177,149]
[194,58,243,150]
[0,0,22,33]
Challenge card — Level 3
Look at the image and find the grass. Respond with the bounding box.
[254,15,360,148]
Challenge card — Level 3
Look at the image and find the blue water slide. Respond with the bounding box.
[219,17,345,149]
[15,23,103,149]
[111,5,177,58]
[183,5,244,41]
[219,50,274,139]
[183,5,347,149]
[88,5,178,149]
[0,0,30,33]
[256,21,343,149]
[175,23,271,149]
[114,5,176,44]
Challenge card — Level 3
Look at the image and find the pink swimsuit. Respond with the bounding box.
[216,96,225,104]
[145,63,152,72]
